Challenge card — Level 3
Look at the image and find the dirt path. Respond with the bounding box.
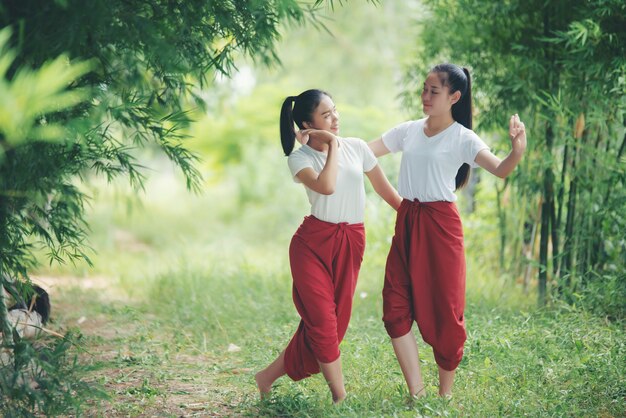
[37,275,244,417]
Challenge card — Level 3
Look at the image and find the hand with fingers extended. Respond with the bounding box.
[509,114,527,155]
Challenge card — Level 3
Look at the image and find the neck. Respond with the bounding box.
[426,114,455,132]
[307,137,330,153]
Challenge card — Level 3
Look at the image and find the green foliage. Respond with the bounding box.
[0,331,107,416]
[410,0,626,313]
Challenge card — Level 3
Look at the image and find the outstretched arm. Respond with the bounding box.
[475,114,527,178]
[368,138,391,158]
[366,164,402,210]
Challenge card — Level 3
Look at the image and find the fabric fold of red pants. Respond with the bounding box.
[382,198,467,371]
[284,215,365,381]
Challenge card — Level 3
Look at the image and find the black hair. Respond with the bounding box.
[431,63,473,189]
[280,89,330,156]
[9,284,51,324]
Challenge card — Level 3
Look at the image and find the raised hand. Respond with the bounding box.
[297,129,337,145]
[509,114,527,155]
[296,129,310,145]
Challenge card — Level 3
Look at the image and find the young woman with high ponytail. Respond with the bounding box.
[256,89,402,403]
[369,64,527,397]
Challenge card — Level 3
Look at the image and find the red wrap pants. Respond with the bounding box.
[284,215,365,381]
[382,199,466,371]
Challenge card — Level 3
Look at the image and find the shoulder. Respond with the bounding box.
[383,119,423,139]
[451,123,480,141]
[398,119,424,131]
[340,136,366,148]
[287,146,312,161]
[341,137,374,157]
[287,146,314,170]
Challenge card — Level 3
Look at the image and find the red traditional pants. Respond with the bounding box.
[382,199,466,371]
[284,215,365,381]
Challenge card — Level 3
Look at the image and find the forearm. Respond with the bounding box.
[315,141,339,194]
[492,150,523,178]
[376,184,402,210]
[366,165,402,210]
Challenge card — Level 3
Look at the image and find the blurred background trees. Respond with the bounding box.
[0,0,624,413]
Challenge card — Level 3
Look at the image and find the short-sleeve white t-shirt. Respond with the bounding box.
[287,137,377,224]
[382,118,489,202]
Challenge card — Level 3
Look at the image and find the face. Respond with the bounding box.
[303,95,339,134]
[421,72,461,117]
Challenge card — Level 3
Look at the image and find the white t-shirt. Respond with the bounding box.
[287,137,378,224]
[382,118,489,202]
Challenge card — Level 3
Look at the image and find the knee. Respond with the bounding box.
[433,347,464,371]
[432,330,466,371]
[383,313,413,339]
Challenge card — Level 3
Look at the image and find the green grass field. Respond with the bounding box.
[41,169,625,416]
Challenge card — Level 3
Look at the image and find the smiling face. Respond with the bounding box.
[303,95,339,134]
[421,72,461,117]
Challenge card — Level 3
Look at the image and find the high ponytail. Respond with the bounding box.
[432,64,473,189]
[279,89,330,156]
[280,96,297,156]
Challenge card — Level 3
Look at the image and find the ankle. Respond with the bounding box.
[411,384,427,398]
[255,370,272,393]
[438,389,452,398]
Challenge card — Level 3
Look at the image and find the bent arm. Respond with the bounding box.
[366,164,402,210]
[476,114,527,178]
[474,148,523,179]
[295,139,339,195]
[368,137,391,157]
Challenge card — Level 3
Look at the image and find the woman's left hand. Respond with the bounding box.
[509,114,527,155]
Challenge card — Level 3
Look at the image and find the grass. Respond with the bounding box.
[34,166,626,417]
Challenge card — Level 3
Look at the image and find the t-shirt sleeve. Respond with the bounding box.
[462,130,490,168]
[287,150,313,183]
[358,139,378,172]
[381,121,413,153]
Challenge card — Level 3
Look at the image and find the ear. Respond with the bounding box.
[450,90,462,105]
[302,121,311,129]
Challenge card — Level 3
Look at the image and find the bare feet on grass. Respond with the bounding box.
[411,385,427,399]
[255,371,272,400]
[332,389,347,404]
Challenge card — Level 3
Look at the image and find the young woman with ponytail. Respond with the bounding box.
[369,63,527,397]
[256,89,402,403]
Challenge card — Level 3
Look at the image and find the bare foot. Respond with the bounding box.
[255,371,272,400]
[411,385,427,398]
[332,391,347,404]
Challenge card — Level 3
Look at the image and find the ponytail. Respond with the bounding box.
[454,67,472,190]
[279,89,330,156]
[432,64,473,189]
[280,96,297,156]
